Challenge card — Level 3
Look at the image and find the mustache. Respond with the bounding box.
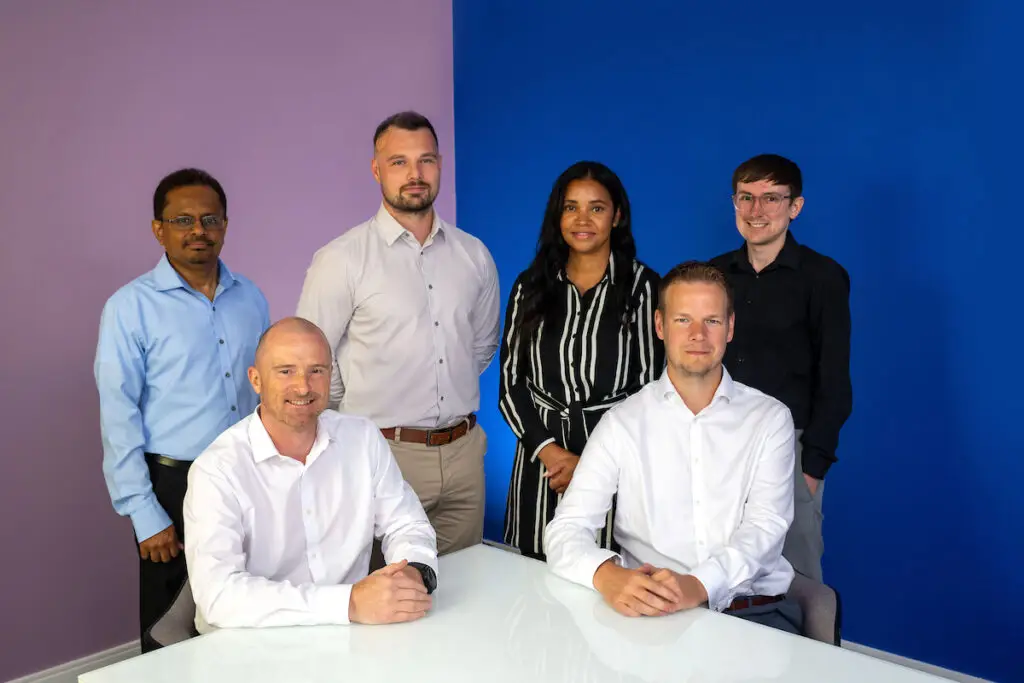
[185,239,215,246]
[402,182,430,191]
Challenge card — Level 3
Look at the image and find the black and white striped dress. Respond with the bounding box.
[499,256,663,558]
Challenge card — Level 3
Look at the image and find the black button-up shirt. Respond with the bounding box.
[710,232,852,479]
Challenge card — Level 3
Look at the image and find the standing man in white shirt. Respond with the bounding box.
[297,111,500,557]
[545,261,802,634]
[184,317,437,632]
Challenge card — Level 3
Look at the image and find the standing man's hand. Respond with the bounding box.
[803,473,821,496]
[138,524,183,563]
[349,560,432,625]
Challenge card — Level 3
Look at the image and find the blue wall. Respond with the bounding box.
[453,1,1021,680]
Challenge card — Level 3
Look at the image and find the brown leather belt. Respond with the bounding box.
[381,414,477,446]
[725,594,786,612]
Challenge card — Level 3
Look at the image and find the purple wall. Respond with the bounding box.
[0,1,454,679]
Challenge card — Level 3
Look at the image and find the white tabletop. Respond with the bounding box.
[82,544,947,682]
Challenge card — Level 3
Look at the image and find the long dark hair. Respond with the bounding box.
[517,161,639,337]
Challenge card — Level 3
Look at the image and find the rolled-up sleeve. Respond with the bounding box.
[544,417,622,589]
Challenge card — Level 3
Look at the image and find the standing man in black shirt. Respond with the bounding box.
[710,154,852,582]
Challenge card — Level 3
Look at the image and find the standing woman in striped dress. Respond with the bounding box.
[500,161,663,560]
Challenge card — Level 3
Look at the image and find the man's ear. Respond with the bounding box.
[248,366,261,395]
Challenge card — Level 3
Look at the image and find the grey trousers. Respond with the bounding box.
[729,597,804,635]
[782,429,825,581]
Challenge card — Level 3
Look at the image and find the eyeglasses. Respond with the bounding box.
[162,215,226,230]
[732,192,791,213]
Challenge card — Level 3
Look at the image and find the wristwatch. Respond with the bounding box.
[408,562,437,594]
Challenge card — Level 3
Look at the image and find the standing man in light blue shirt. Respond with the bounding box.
[94,168,270,652]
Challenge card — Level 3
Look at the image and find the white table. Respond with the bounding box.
[82,544,948,682]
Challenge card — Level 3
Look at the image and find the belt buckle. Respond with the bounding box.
[427,429,452,447]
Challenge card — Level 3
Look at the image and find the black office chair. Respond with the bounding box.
[147,580,197,648]
[788,572,842,645]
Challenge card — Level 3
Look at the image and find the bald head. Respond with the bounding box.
[249,317,332,433]
[254,317,330,368]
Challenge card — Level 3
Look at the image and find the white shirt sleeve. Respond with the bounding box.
[296,248,354,409]
[543,417,621,589]
[184,460,354,629]
[371,431,439,573]
[472,247,501,374]
[689,405,796,611]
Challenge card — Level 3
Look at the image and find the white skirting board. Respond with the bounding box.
[5,641,139,683]
[5,635,991,683]
[841,641,992,683]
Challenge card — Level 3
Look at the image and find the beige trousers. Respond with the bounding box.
[371,424,487,569]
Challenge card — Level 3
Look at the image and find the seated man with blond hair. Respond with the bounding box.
[545,262,801,634]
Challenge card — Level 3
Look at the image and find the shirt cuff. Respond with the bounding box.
[571,549,620,591]
[800,445,834,480]
[688,559,730,611]
[130,499,174,543]
[314,584,354,625]
[530,438,556,463]
[399,549,439,575]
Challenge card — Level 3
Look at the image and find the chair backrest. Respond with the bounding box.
[787,573,842,645]
[147,580,196,647]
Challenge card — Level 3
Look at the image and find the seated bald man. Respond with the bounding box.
[184,317,437,632]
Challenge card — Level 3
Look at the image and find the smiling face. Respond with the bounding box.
[732,178,803,249]
[559,178,620,258]
[248,320,332,433]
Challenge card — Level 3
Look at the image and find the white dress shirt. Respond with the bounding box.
[183,408,437,633]
[545,368,796,612]
[296,205,501,428]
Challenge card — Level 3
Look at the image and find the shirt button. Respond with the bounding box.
[219,339,225,345]
[440,396,445,401]
[231,405,237,412]
[212,306,216,311]
[746,300,752,305]
[439,358,444,364]
[428,284,433,290]
[737,357,745,363]
[305,509,312,516]
[434,321,439,327]
[225,372,231,378]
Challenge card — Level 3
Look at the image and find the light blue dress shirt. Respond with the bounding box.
[95,255,270,542]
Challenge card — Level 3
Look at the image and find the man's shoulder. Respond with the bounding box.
[443,221,494,261]
[797,243,850,286]
[309,220,376,265]
[730,380,793,423]
[709,247,741,271]
[103,266,160,309]
[602,380,665,427]
[192,415,256,474]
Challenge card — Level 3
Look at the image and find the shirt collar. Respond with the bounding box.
[659,365,736,409]
[729,231,802,273]
[151,254,237,293]
[247,407,334,465]
[373,203,443,247]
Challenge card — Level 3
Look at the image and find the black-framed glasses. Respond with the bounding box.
[732,192,791,213]
[162,215,226,230]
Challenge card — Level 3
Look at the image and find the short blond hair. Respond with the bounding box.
[658,261,733,315]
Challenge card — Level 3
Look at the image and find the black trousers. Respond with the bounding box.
[139,456,189,653]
